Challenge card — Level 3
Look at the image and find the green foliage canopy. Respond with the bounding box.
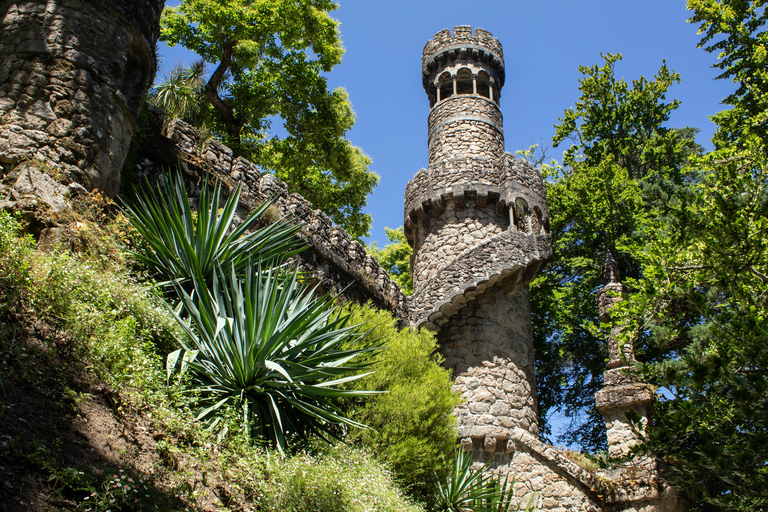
[533,53,698,450]
[617,139,768,511]
[688,0,768,147]
[159,0,379,238]
[608,2,768,509]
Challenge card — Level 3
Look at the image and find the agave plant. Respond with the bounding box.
[435,450,537,512]
[167,259,379,451]
[122,170,303,291]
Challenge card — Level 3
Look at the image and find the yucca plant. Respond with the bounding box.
[435,450,537,512]
[149,60,207,126]
[167,259,379,451]
[470,472,536,512]
[435,450,492,512]
[122,170,303,292]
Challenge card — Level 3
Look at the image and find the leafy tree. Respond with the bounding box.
[368,226,413,295]
[617,139,768,512]
[159,0,378,238]
[532,53,699,450]
[609,3,768,509]
[341,303,459,503]
[688,0,768,147]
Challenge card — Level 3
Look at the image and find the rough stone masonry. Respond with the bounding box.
[0,0,164,197]
[405,26,685,512]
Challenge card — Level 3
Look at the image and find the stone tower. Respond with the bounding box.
[404,26,552,464]
[0,0,165,197]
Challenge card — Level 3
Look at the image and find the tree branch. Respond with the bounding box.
[749,266,768,284]
[205,39,240,128]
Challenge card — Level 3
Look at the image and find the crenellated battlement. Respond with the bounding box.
[422,26,504,91]
[403,153,550,247]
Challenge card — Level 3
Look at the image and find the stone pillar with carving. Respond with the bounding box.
[594,252,686,511]
[594,251,652,459]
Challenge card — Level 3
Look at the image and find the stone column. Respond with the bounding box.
[594,251,652,458]
[595,252,685,511]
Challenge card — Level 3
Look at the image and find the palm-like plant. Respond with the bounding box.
[167,260,379,451]
[122,170,303,291]
[149,61,207,126]
[435,450,537,512]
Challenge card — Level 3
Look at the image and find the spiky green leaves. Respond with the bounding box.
[124,171,378,451]
[122,171,303,291]
[434,451,536,512]
[168,261,378,451]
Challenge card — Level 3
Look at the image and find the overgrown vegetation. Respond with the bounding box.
[124,171,379,452]
[341,303,459,502]
[154,0,379,239]
[0,203,425,510]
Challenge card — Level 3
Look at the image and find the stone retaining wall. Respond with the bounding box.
[133,111,408,320]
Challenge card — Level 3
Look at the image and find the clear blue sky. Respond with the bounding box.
[158,1,734,247]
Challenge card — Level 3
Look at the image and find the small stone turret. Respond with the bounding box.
[404,26,552,464]
[595,251,653,459]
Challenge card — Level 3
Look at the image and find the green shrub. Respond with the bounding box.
[0,211,34,313]
[247,443,423,512]
[342,303,460,502]
[0,210,178,391]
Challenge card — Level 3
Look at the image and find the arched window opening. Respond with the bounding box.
[476,71,490,98]
[532,206,543,235]
[456,68,473,95]
[491,84,500,105]
[438,72,453,102]
[514,198,529,232]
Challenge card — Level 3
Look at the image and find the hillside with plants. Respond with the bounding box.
[0,166,533,511]
[1,0,766,511]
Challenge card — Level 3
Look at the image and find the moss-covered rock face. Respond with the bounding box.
[0,0,164,196]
